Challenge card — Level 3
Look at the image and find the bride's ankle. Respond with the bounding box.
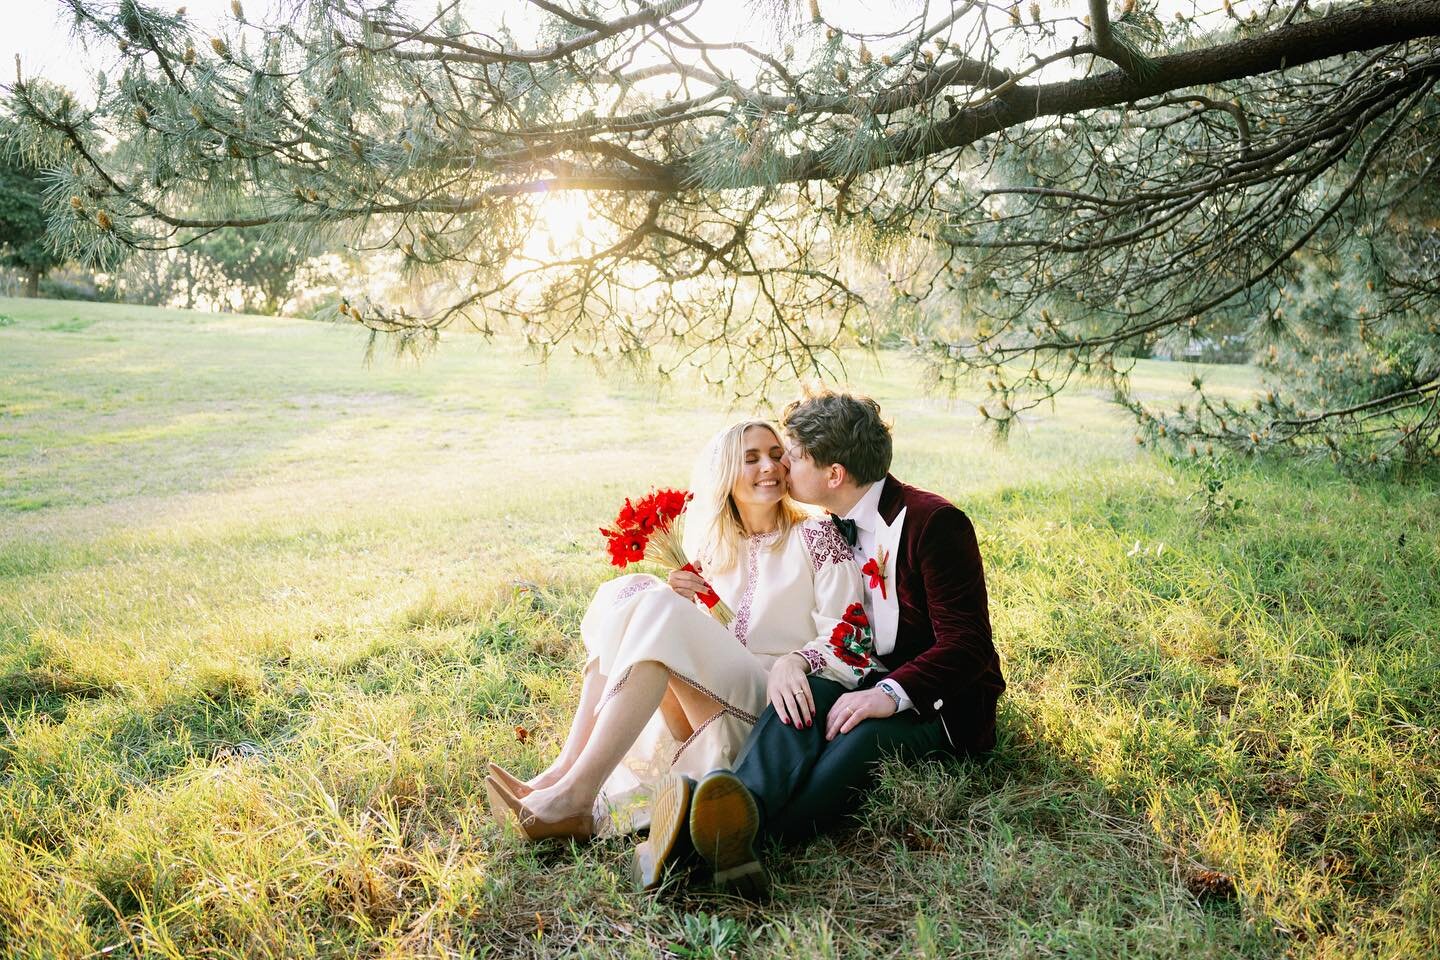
[525,783,593,820]
[526,769,562,790]
[527,760,573,789]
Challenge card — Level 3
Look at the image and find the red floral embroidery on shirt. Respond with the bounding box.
[841,602,869,629]
[827,607,874,677]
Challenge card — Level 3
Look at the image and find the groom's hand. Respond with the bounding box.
[826,689,897,740]
[767,653,815,728]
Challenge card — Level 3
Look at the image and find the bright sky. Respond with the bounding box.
[3,0,1221,297]
[5,0,286,97]
[0,1,861,104]
[5,0,1216,102]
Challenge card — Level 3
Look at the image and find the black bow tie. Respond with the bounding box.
[829,514,858,547]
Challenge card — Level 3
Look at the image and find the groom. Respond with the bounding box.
[637,389,1005,895]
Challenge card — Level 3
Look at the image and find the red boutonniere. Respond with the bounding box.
[861,546,889,599]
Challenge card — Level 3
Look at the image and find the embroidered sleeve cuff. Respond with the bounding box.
[878,678,915,713]
[797,648,827,675]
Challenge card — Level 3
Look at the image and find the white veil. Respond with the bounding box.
[681,425,731,567]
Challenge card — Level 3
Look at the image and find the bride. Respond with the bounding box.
[485,418,879,850]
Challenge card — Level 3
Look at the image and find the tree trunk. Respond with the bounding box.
[24,267,39,298]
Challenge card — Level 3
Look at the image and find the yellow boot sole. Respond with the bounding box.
[688,772,768,899]
[632,773,694,890]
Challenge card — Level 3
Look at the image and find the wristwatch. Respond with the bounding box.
[877,681,902,710]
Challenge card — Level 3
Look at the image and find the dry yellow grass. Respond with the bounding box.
[1,296,1436,957]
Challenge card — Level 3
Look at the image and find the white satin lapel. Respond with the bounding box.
[872,506,906,656]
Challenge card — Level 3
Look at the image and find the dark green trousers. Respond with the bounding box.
[731,675,952,842]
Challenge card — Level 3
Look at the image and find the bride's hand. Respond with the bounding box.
[767,654,815,728]
[667,565,707,602]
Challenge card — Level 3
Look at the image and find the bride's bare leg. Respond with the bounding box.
[668,677,725,731]
[659,682,694,741]
[522,661,668,822]
[526,659,605,790]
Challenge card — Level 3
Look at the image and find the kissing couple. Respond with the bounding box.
[485,388,1006,896]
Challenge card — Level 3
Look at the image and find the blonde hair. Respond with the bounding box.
[692,419,808,575]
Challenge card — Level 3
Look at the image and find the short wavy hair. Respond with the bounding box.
[781,389,892,485]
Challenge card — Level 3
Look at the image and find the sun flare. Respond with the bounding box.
[521,190,595,260]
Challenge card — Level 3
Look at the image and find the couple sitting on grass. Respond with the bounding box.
[485,388,1006,897]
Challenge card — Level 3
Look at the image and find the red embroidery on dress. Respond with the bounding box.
[797,648,826,674]
[731,531,778,648]
[800,521,854,572]
[671,710,725,766]
[614,577,658,605]
[598,664,634,713]
[670,672,759,726]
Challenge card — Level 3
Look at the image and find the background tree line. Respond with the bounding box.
[1,121,308,313]
[3,0,1438,468]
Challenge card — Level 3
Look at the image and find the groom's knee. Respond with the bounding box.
[814,718,900,780]
[804,675,847,714]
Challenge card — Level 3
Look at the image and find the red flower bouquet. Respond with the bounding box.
[600,488,734,624]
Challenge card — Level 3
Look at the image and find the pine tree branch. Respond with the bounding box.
[1087,0,1153,82]
[364,0,699,65]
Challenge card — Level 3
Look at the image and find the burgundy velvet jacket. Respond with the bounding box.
[857,474,1005,755]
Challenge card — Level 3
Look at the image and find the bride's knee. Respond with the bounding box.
[614,583,691,623]
[598,573,665,607]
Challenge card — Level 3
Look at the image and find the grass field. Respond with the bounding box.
[1,295,1437,959]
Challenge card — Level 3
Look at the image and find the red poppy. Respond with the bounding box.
[634,507,658,534]
[861,557,887,598]
[598,489,730,626]
[621,531,646,563]
[659,489,690,520]
[842,602,869,628]
[602,526,649,568]
[640,489,689,530]
[829,632,870,668]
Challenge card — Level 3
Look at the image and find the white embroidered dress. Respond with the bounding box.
[579,516,877,833]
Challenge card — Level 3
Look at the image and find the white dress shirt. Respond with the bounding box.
[841,479,915,714]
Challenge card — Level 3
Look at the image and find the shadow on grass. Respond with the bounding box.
[1,647,312,854]
[0,669,117,725]
[0,623,117,726]
[5,460,1436,957]
[458,707,1269,959]
[470,464,1440,956]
